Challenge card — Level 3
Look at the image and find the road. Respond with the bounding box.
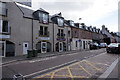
[2,48,119,79]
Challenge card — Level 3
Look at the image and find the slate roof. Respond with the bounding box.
[15,2,35,19]
[38,8,49,14]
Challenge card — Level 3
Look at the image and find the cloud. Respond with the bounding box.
[32,0,118,31]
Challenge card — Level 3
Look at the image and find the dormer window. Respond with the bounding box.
[85,26,88,30]
[39,13,49,24]
[33,8,49,24]
[79,25,82,29]
[69,21,74,27]
[57,17,64,27]
[93,28,96,32]
[90,28,92,31]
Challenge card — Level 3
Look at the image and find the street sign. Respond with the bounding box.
[78,39,81,42]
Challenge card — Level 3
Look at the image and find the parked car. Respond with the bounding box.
[100,43,107,48]
[90,42,99,50]
[106,43,120,53]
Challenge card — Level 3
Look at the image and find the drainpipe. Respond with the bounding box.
[53,23,54,52]
[67,26,68,51]
[32,19,33,50]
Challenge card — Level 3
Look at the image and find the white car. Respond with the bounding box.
[100,43,107,48]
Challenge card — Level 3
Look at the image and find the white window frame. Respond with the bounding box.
[57,18,64,27]
[0,20,10,33]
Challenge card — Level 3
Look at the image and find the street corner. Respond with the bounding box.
[34,60,109,79]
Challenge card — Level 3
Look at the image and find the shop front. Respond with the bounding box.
[36,37,51,53]
[0,40,15,57]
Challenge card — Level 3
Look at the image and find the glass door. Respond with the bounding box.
[41,42,47,53]
[0,41,6,57]
[59,42,63,52]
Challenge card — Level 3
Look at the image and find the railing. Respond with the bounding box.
[39,31,49,37]
[57,33,65,39]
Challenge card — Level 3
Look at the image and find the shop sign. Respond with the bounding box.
[0,35,10,38]
[57,38,66,41]
[38,37,50,40]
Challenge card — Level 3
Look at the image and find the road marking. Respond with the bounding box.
[24,60,77,78]
[85,61,102,71]
[99,57,119,78]
[78,63,91,76]
[50,72,55,80]
[54,75,69,77]
[73,76,88,78]
[67,66,74,80]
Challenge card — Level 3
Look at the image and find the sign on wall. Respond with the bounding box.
[0,35,10,38]
[38,37,50,40]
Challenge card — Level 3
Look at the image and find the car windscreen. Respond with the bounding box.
[108,43,119,47]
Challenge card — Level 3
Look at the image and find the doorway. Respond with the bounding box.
[23,42,29,54]
[0,41,6,57]
[83,41,85,49]
[59,42,63,52]
[41,42,47,53]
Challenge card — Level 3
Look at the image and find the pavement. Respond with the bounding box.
[2,50,84,65]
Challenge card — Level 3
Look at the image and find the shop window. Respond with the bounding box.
[76,41,78,47]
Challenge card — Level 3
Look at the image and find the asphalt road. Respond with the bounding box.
[2,48,107,79]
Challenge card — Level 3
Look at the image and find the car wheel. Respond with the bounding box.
[107,51,109,53]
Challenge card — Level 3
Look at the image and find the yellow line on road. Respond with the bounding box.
[73,76,88,78]
[67,66,74,80]
[54,75,69,77]
[78,64,91,76]
[50,72,55,80]
[85,61,102,71]
[37,73,51,78]
[69,68,83,70]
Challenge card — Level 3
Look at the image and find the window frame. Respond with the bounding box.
[0,20,10,33]
[39,12,49,24]
[39,26,48,36]
[57,17,64,27]
[0,2,7,16]
[75,31,77,37]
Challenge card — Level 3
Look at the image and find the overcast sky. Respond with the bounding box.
[32,0,119,32]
